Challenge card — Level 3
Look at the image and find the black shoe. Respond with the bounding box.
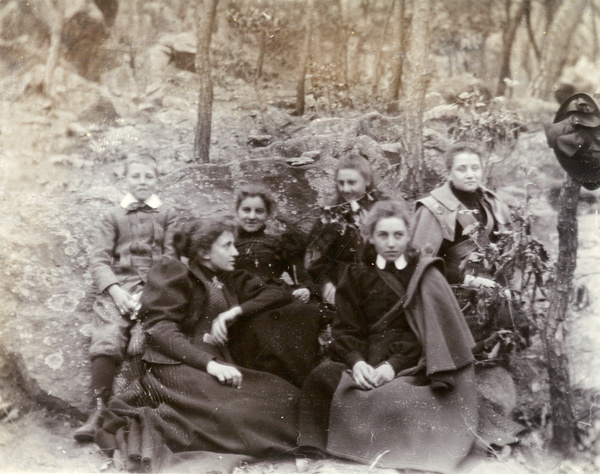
[73,397,106,443]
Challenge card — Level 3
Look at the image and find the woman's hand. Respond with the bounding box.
[373,363,395,387]
[108,285,136,315]
[211,306,243,345]
[292,288,310,303]
[352,361,377,390]
[206,361,242,388]
[463,274,496,289]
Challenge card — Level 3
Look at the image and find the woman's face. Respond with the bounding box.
[369,217,409,262]
[237,196,269,233]
[202,231,239,272]
[337,168,367,202]
[448,152,483,192]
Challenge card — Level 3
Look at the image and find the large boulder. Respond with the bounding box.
[0,155,332,414]
[0,107,409,415]
[0,1,117,80]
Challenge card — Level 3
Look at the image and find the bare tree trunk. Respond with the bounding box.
[194,0,218,163]
[43,3,64,96]
[386,0,407,110]
[254,29,266,82]
[295,0,313,116]
[397,0,430,198]
[591,2,599,61]
[496,0,529,96]
[372,0,396,95]
[527,0,587,99]
[542,174,580,454]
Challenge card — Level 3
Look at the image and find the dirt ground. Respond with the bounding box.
[1,80,600,473]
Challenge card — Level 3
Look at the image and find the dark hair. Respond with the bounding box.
[334,153,375,202]
[172,218,236,261]
[234,182,276,216]
[360,199,419,265]
[444,142,483,170]
[124,153,158,176]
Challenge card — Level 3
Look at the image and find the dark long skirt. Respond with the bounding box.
[299,360,478,473]
[95,357,299,472]
[227,300,323,388]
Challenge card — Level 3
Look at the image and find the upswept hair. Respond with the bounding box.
[361,199,412,241]
[123,153,158,176]
[444,142,483,170]
[360,199,418,265]
[334,152,375,202]
[172,218,236,260]
[234,182,276,215]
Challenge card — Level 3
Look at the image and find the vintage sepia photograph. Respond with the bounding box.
[0,0,599,472]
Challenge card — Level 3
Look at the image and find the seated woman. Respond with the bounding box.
[411,142,528,449]
[298,200,478,473]
[410,142,516,353]
[305,152,383,304]
[94,219,300,472]
[228,183,323,387]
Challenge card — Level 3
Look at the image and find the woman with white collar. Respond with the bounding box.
[298,200,477,472]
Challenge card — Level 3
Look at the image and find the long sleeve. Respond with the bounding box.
[278,230,314,290]
[230,271,294,317]
[305,220,338,285]
[330,266,369,368]
[140,258,215,370]
[161,205,178,258]
[90,210,120,293]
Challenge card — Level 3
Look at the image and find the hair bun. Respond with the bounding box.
[172,227,191,259]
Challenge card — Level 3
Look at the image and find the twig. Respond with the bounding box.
[366,450,389,472]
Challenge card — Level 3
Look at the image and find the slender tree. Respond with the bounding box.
[496,0,529,96]
[527,0,587,99]
[386,0,407,109]
[372,0,396,95]
[295,0,314,116]
[194,0,219,162]
[42,1,65,96]
[543,174,580,454]
[396,0,430,198]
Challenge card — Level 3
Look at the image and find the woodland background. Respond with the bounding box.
[0,0,599,472]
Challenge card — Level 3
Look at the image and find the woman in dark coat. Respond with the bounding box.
[94,219,300,472]
[228,183,323,387]
[299,200,478,473]
[305,153,383,304]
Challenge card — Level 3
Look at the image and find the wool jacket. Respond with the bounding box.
[89,197,177,293]
[411,182,512,283]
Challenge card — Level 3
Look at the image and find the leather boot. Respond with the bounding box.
[73,396,106,443]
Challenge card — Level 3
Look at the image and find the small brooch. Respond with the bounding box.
[211,276,223,289]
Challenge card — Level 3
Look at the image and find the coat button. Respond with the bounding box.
[435,205,443,214]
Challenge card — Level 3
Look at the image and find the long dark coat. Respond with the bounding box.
[94,258,300,472]
[299,257,478,473]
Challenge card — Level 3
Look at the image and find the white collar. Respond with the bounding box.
[120,193,162,209]
[349,200,360,212]
[376,254,407,270]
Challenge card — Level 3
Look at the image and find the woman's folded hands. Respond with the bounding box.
[352,361,395,390]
